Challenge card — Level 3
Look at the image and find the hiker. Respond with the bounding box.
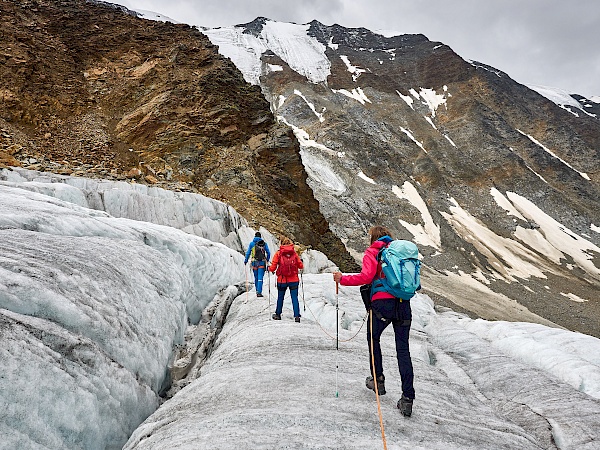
[268,237,304,322]
[333,226,416,417]
[244,231,271,297]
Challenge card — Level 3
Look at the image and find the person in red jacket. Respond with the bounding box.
[269,237,304,322]
[333,226,415,417]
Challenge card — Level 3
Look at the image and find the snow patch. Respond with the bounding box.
[444,134,457,147]
[441,197,552,281]
[294,89,325,122]
[517,130,590,180]
[400,127,427,153]
[339,55,367,81]
[357,171,376,184]
[267,63,283,72]
[397,90,414,109]
[506,191,600,279]
[419,88,448,118]
[392,182,441,249]
[508,146,548,183]
[332,87,372,105]
[561,293,588,303]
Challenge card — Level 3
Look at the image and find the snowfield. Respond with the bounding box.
[1,168,600,449]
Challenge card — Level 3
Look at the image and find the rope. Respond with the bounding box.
[335,282,339,398]
[369,310,388,450]
[303,294,367,342]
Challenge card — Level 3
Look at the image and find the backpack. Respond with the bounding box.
[277,247,298,278]
[372,240,421,300]
[252,240,267,261]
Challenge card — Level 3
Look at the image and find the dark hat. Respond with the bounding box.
[255,231,262,237]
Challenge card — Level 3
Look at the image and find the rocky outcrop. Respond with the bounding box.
[0,0,356,270]
[205,19,600,336]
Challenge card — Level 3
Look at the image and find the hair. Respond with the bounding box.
[369,226,392,244]
[280,237,293,246]
[255,231,262,237]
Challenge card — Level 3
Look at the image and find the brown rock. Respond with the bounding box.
[0,151,20,168]
[126,168,142,178]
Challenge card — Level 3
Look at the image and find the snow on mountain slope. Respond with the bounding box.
[528,84,597,118]
[202,18,600,338]
[124,277,600,449]
[131,9,177,22]
[203,19,330,85]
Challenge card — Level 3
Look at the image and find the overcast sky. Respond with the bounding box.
[116,0,600,98]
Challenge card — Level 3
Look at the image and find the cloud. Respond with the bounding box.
[116,0,600,97]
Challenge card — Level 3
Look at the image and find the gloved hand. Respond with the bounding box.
[244,259,248,265]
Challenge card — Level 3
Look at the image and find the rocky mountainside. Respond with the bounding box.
[204,18,600,336]
[0,0,356,270]
[2,1,599,335]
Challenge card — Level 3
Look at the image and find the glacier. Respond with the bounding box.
[1,168,600,449]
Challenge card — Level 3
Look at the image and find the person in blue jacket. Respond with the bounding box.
[244,231,271,297]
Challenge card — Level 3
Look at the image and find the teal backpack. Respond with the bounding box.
[372,240,421,300]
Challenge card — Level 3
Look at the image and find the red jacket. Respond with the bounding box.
[269,244,304,283]
[339,240,395,301]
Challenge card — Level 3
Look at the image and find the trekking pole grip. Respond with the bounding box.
[335,282,339,295]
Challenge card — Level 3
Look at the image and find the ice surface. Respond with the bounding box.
[124,276,600,449]
[1,168,252,252]
[0,179,246,448]
[2,169,600,449]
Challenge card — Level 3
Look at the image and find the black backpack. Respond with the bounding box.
[253,240,267,261]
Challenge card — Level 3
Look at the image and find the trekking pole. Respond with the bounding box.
[335,281,339,398]
[301,271,306,312]
[268,267,271,309]
[245,262,249,302]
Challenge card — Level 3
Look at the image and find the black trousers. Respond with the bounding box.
[366,298,415,399]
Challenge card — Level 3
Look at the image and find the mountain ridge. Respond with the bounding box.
[0,0,357,271]
[202,17,600,336]
[1,3,599,335]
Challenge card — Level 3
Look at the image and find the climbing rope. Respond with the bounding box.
[369,309,388,450]
[302,288,367,343]
[336,282,339,398]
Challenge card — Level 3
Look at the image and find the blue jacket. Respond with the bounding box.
[244,237,271,264]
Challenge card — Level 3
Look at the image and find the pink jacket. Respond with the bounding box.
[339,240,395,301]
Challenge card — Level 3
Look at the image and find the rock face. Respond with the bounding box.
[0,0,356,270]
[204,19,600,336]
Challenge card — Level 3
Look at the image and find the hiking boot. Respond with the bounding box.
[295,317,300,323]
[365,375,386,395]
[257,293,264,297]
[397,396,413,417]
[272,313,281,320]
